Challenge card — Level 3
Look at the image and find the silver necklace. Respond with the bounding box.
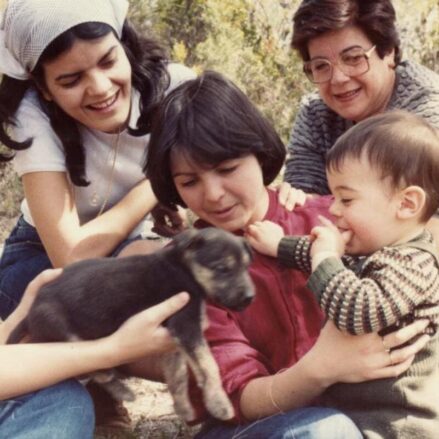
[89,129,121,217]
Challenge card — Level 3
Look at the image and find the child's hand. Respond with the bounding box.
[246,221,285,257]
[310,216,350,270]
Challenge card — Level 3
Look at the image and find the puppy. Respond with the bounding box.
[7,227,254,421]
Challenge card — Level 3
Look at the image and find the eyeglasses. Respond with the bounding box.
[303,45,376,84]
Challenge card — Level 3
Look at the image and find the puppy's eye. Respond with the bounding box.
[215,263,231,273]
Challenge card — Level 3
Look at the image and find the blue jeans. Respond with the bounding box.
[0,379,95,438]
[196,407,362,439]
[0,216,145,319]
[0,216,52,319]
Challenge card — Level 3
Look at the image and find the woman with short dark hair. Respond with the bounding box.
[283,0,439,196]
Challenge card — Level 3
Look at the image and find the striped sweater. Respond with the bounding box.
[278,230,439,439]
[278,230,439,335]
[284,61,439,194]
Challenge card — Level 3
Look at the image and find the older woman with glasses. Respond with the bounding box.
[283,0,439,200]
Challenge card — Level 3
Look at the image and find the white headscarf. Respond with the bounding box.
[0,0,129,80]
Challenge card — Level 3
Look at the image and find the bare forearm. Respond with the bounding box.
[0,272,188,400]
[62,180,158,264]
[240,356,328,420]
[0,339,119,400]
[25,175,159,267]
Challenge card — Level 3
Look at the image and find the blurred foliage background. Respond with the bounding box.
[1,0,439,234]
[130,0,439,142]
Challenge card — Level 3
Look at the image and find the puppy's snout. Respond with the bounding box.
[230,289,254,311]
[240,294,254,308]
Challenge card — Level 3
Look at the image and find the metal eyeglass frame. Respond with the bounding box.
[303,45,377,84]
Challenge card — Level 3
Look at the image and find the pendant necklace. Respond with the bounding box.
[89,129,121,217]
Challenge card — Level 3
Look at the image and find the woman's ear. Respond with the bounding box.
[396,185,426,220]
[384,48,396,69]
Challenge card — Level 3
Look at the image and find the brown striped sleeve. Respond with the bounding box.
[307,246,439,335]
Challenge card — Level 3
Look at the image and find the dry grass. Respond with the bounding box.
[94,379,200,439]
[0,162,22,242]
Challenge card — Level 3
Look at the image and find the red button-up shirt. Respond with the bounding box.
[191,190,332,422]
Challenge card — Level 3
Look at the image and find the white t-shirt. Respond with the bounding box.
[12,63,196,238]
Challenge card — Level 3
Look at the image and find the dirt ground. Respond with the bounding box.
[94,379,200,439]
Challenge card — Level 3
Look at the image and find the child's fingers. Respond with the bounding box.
[246,224,259,239]
[340,229,353,244]
[311,225,325,237]
[318,215,336,228]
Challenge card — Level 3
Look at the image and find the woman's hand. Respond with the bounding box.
[105,292,190,365]
[151,203,186,238]
[276,182,314,211]
[305,319,431,388]
[0,269,62,343]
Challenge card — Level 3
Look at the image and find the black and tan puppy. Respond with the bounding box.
[7,227,255,421]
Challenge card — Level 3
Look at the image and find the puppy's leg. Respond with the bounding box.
[94,372,135,402]
[182,338,234,421]
[167,299,233,420]
[162,351,195,422]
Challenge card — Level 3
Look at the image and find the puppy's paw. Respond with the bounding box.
[100,380,136,402]
[205,390,234,420]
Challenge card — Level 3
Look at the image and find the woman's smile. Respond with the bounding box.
[309,25,396,122]
[86,90,119,112]
[42,33,132,133]
[333,86,361,102]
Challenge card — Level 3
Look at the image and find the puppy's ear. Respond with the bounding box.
[172,228,204,251]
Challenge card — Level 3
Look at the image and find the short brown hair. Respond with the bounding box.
[326,111,439,221]
[292,0,401,65]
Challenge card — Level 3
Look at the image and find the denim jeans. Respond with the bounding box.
[0,216,52,319]
[195,407,362,439]
[0,379,95,439]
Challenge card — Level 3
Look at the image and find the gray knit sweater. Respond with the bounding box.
[284,61,439,194]
[278,231,439,439]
